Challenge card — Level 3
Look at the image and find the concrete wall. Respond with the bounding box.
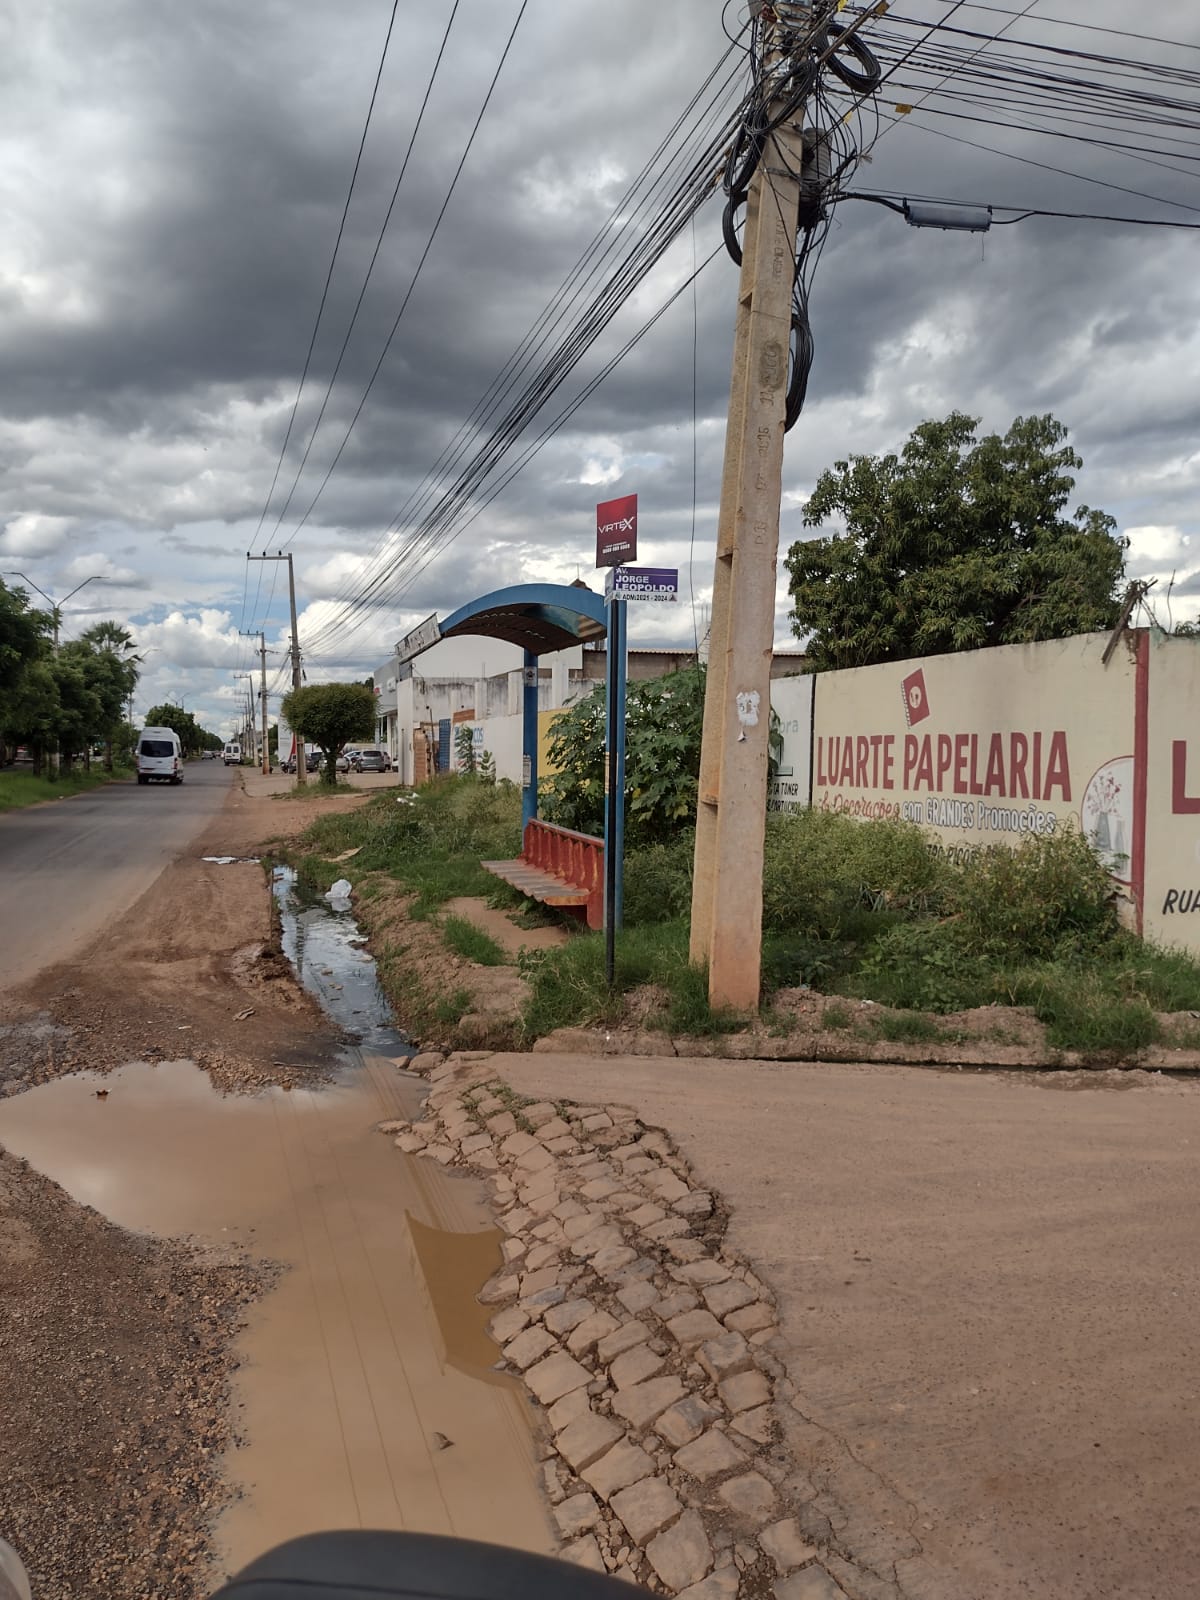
[803,629,1200,957]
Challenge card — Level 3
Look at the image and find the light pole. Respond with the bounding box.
[4,572,104,647]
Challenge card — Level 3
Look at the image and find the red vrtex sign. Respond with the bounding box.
[596,493,637,568]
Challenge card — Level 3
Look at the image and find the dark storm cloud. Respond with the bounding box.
[5,0,1200,733]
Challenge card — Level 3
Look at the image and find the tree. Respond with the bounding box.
[144,703,204,756]
[454,723,478,774]
[281,682,375,786]
[0,580,53,765]
[78,622,141,768]
[785,412,1128,671]
[541,666,706,846]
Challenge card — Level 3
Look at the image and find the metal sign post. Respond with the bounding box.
[603,589,627,985]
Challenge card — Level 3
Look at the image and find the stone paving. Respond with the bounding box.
[382,1050,872,1599]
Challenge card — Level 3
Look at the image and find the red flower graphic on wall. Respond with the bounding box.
[901,668,931,727]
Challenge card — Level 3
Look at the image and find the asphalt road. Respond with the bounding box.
[0,761,232,993]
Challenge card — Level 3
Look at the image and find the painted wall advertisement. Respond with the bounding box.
[768,674,814,813]
[1142,631,1200,948]
[810,635,1139,888]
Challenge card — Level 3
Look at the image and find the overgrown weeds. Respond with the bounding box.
[283,776,1200,1059]
[518,922,745,1042]
[441,915,508,967]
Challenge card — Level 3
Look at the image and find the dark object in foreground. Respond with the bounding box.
[211,1531,642,1599]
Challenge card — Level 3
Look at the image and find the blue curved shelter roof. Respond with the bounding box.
[437,582,607,657]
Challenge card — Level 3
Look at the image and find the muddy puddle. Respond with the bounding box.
[0,875,553,1575]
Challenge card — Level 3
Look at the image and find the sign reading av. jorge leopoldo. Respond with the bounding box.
[596,493,638,568]
[605,566,678,603]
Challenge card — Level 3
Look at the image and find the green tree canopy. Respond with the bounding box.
[0,579,52,697]
[785,412,1127,671]
[144,702,205,755]
[282,682,376,785]
[541,666,706,846]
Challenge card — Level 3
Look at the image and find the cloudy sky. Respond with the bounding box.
[4,0,1199,736]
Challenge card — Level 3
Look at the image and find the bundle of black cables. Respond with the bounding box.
[722,9,881,430]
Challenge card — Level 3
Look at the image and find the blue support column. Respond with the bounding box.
[604,593,628,980]
[522,648,538,835]
[613,597,628,930]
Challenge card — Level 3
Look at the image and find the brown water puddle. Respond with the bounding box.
[0,1056,552,1577]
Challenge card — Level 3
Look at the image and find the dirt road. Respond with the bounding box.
[0,760,232,991]
[496,1051,1200,1600]
[0,773,369,1095]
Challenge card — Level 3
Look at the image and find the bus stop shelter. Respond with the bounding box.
[396,582,628,927]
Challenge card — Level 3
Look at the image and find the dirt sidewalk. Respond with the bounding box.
[492,1051,1200,1600]
[1,777,370,1095]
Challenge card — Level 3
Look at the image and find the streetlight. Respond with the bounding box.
[4,571,104,647]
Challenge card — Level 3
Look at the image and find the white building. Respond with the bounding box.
[372,635,585,786]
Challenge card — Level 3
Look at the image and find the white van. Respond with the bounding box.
[223,741,242,767]
[137,727,184,786]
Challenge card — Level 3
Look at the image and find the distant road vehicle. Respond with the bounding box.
[137,727,184,786]
[222,741,242,767]
[351,748,391,773]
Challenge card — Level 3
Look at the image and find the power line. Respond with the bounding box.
[245,0,401,633]
[299,48,748,655]
[872,106,1200,215]
[262,0,463,550]
[303,41,746,639]
[275,0,530,551]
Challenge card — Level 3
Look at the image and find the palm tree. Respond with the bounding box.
[80,622,142,770]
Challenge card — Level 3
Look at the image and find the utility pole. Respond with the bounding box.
[240,629,271,775]
[690,5,814,1010]
[247,551,306,785]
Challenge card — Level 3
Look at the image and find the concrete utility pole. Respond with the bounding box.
[240,629,271,775]
[247,551,306,785]
[690,6,812,1010]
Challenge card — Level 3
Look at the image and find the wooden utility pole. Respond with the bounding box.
[690,9,810,1010]
[247,551,306,784]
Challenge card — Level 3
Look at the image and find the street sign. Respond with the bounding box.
[397,613,442,665]
[596,493,638,567]
[605,566,678,603]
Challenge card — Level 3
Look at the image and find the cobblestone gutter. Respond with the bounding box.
[381,1050,870,1600]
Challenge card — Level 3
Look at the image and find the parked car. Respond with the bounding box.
[351,747,391,773]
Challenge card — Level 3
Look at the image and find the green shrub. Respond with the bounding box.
[853,920,994,1013]
[622,838,694,925]
[950,827,1116,960]
[541,668,706,846]
[762,809,947,937]
[519,921,744,1041]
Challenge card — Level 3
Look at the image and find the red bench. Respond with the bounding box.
[482,819,604,930]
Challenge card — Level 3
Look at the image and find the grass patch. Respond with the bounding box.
[519,920,746,1042]
[273,781,360,799]
[433,987,474,1026]
[871,1011,949,1044]
[821,1001,854,1031]
[441,915,508,967]
[290,777,522,914]
[0,765,131,811]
